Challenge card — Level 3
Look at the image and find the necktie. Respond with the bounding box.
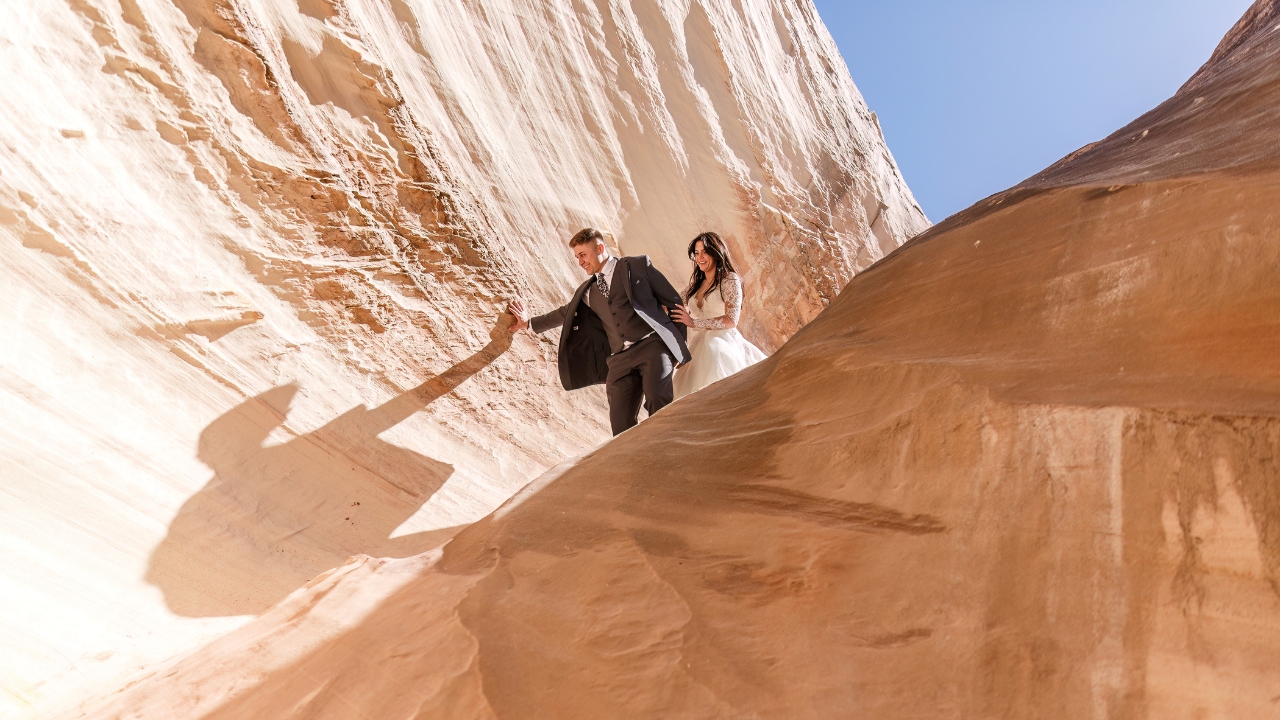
[595,272,610,299]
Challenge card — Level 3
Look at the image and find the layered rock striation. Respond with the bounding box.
[0,0,924,715]
[72,2,1280,718]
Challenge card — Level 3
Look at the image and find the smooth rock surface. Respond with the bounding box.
[72,2,1280,718]
[0,0,924,715]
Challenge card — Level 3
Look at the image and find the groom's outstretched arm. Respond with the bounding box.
[644,256,684,311]
[529,304,569,334]
[508,299,567,333]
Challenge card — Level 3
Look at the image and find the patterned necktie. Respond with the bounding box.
[595,272,610,299]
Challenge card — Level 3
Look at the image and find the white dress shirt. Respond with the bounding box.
[591,255,619,301]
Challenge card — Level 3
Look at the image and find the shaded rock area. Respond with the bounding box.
[71,3,1280,719]
[0,0,924,715]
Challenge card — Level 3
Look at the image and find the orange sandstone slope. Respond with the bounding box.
[84,4,1280,719]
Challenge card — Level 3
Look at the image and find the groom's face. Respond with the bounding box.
[574,240,609,276]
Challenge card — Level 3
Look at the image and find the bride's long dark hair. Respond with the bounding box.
[683,231,737,303]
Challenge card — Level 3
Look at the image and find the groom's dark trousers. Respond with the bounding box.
[530,255,690,435]
[604,335,675,435]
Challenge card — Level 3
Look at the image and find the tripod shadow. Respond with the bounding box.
[146,318,513,617]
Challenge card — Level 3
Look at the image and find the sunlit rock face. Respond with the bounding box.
[67,2,1280,718]
[0,0,925,715]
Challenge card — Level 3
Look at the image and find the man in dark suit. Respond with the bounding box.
[509,228,690,435]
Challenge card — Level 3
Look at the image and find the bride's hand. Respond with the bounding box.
[670,304,692,326]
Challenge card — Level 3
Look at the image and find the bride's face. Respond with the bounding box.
[691,241,716,275]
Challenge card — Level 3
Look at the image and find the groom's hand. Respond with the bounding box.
[507,300,530,332]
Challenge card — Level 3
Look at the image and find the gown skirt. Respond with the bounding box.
[673,326,767,399]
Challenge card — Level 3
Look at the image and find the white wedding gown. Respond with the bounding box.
[673,272,767,399]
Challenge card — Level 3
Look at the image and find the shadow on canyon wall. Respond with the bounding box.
[145,319,513,617]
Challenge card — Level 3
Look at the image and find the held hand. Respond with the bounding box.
[507,300,530,332]
[670,304,693,327]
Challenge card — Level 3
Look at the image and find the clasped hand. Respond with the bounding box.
[670,304,694,327]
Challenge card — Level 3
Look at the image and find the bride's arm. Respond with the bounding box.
[690,273,742,330]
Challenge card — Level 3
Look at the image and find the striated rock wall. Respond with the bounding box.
[67,3,1280,718]
[0,0,924,715]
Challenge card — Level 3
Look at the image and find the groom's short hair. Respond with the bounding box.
[568,227,605,248]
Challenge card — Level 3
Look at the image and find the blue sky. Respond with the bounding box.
[811,0,1256,222]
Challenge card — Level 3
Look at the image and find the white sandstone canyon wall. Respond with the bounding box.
[0,0,926,715]
[66,3,1280,718]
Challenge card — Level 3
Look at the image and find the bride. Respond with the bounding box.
[670,232,767,399]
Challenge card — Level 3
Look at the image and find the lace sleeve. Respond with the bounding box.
[692,273,742,330]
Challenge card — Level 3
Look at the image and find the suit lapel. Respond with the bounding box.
[619,256,634,305]
[558,277,595,353]
[572,275,593,307]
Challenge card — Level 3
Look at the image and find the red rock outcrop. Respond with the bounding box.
[68,2,1280,719]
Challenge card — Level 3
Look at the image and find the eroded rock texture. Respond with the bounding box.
[0,0,924,715]
[70,2,1280,719]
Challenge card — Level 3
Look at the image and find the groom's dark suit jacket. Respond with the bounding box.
[531,255,690,390]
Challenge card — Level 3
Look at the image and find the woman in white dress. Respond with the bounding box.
[670,232,767,399]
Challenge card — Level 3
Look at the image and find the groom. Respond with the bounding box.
[509,228,690,435]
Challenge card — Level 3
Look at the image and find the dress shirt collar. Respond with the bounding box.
[597,255,618,289]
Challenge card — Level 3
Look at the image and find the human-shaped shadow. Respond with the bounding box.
[147,318,513,616]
